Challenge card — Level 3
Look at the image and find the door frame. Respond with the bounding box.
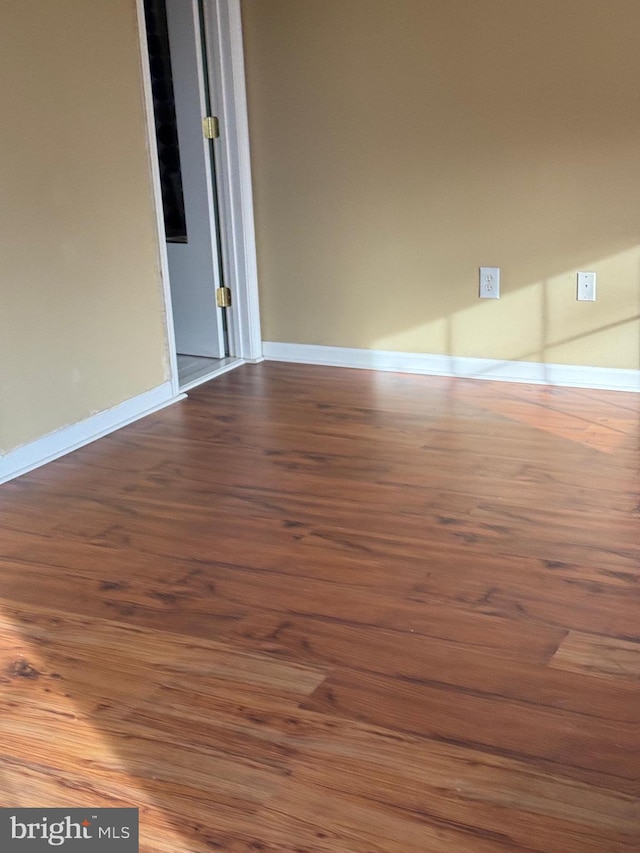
[135,0,262,395]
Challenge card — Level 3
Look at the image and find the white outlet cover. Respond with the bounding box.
[577,271,596,301]
[479,267,500,299]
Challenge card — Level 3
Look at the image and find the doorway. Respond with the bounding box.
[139,0,262,392]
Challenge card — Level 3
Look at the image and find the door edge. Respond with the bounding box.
[135,0,181,396]
[203,0,262,362]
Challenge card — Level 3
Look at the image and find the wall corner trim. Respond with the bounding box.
[262,342,640,393]
[0,382,184,485]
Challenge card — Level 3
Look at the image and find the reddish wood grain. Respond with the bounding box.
[0,363,638,851]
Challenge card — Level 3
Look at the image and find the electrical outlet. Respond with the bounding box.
[577,271,596,301]
[479,267,500,299]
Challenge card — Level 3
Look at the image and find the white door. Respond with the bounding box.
[165,0,226,357]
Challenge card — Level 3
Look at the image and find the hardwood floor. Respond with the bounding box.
[0,362,638,851]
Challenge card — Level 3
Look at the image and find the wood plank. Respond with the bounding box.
[551,631,640,679]
[301,668,637,792]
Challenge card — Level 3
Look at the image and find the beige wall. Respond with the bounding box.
[242,0,640,369]
[0,0,169,454]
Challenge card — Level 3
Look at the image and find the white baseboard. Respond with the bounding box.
[263,342,640,393]
[0,381,185,485]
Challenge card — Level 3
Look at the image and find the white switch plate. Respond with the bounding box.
[479,267,500,299]
[577,271,596,301]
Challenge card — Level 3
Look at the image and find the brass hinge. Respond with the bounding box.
[216,286,231,308]
[203,116,219,139]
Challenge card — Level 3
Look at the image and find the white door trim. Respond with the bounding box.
[203,0,262,362]
[136,0,262,387]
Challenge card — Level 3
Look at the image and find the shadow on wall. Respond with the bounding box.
[372,245,640,373]
[243,0,640,371]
